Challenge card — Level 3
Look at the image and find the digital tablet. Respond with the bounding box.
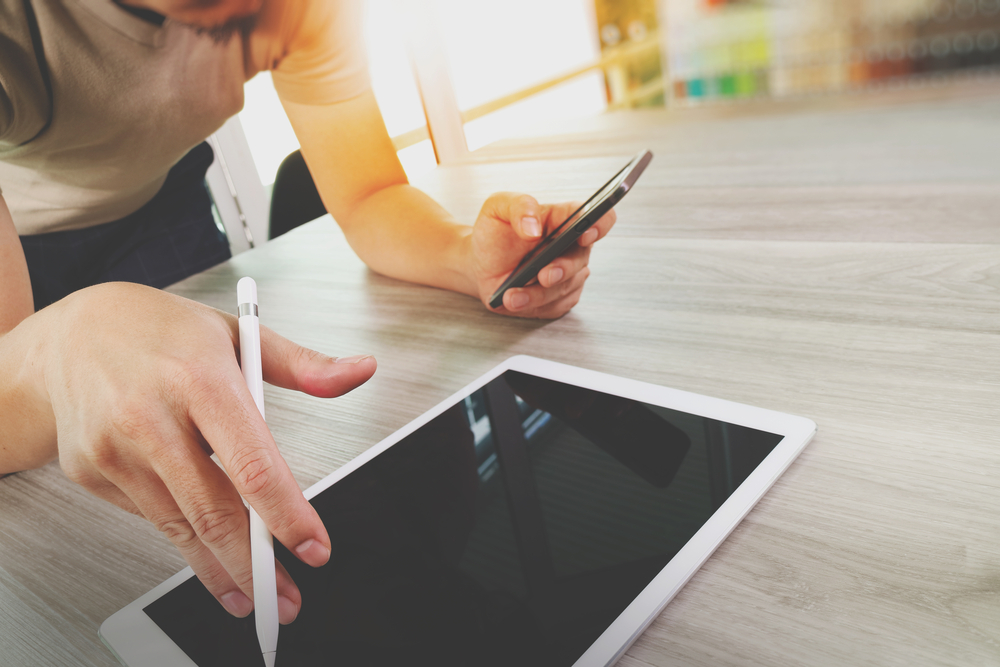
[101,356,816,667]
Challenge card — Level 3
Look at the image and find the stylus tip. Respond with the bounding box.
[238,276,257,306]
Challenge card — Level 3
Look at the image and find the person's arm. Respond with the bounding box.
[281,90,616,319]
[0,198,376,622]
[281,92,470,293]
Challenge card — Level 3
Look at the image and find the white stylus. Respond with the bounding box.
[237,277,278,667]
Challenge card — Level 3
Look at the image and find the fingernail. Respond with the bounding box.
[521,216,541,237]
[278,595,299,625]
[580,228,599,246]
[335,354,373,364]
[509,292,530,310]
[548,267,564,284]
[295,538,331,566]
[221,590,253,617]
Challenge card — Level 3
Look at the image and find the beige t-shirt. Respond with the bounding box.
[0,0,370,235]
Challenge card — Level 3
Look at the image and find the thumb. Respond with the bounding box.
[258,325,376,398]
[484,192,542,240]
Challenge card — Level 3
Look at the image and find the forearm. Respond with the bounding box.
[283,91,593,316]
[337,184,477,296]
[282,93,478,296]
[0,307,57,473]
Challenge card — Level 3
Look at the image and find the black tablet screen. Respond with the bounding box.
[144,370,782,667]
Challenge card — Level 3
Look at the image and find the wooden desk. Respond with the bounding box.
[1,89,998,666]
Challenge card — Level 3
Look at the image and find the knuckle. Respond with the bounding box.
[292,345,326,371]
[159,355,197,394]
[164,359,223,409]
[108,395,161,445]
[230,449,276,499]
[61,459,95,487]
[188,504,246,547]
[184,363,220,398]
[158,516,201,550]
[78,426,130,475]
[82,442,121,476]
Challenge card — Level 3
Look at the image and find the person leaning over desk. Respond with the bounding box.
[0,0,617,627]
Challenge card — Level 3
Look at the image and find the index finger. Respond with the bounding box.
[191,367,331,568]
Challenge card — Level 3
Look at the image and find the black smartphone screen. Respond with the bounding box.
[488,150,653,309]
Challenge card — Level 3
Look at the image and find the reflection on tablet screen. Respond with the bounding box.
[144,371,782,667]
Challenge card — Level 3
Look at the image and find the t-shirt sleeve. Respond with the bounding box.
[0,84,11,144]
[0,34,15,145]
[0,21,51,153]
[1,37,49,197]
[270,0,371,105]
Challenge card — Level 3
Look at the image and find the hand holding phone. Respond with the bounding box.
[488,150,653,309]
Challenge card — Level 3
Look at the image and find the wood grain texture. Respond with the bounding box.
[1,86,998,666]
[422,163,1000,244]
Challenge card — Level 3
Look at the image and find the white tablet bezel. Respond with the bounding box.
[101,355,816,667]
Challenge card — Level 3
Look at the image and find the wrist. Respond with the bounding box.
[448,225,479,299]
[0,306,58,472]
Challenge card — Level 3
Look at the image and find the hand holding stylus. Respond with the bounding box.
[22,283,375,624]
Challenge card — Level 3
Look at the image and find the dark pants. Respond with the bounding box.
[19,142,231,311]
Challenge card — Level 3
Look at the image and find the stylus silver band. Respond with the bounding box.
[238,303,258,318]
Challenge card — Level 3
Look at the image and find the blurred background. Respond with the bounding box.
[237,0,1000,189]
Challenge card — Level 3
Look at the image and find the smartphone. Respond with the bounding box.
[488,149,653,309]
